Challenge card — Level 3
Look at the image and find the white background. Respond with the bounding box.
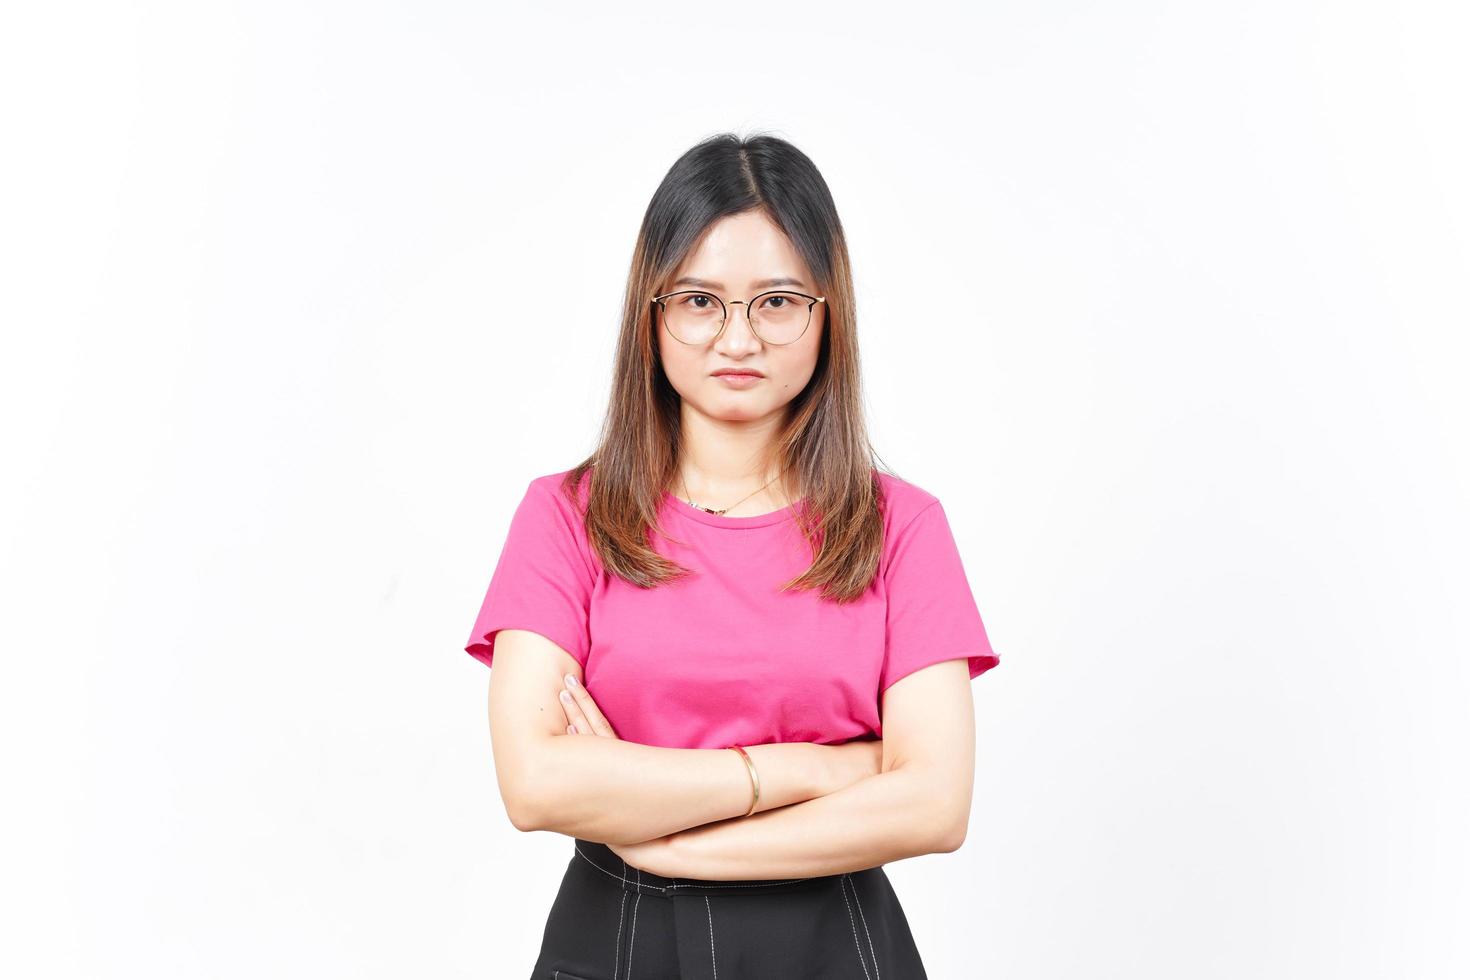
[3,1,1467,977]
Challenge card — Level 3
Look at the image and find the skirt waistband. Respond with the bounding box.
[571,838,831,897]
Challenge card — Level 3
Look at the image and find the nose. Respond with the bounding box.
[715,301,762,350]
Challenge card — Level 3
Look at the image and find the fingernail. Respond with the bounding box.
[560,690,572,703]
[567,724,576,734]
[565,674,578,688]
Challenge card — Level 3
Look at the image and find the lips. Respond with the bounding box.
[712,370,764,388]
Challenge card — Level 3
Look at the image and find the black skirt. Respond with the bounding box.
[530,837,930,979]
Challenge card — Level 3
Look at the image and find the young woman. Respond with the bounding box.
[464,132,1001,979]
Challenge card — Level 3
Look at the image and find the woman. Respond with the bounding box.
[464,132,1001,979]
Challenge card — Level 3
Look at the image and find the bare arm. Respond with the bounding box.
[487,629,880,846]
[613,658,977,879]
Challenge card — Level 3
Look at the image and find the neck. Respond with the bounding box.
[676,404,791,504]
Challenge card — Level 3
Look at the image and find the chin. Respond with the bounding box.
[699,397,771,421]
[713,406,767,422]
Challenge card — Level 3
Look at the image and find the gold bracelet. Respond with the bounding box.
[727,744,760,817]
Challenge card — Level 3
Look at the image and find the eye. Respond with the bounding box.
[756,292,807,312]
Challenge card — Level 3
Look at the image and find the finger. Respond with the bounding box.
[558,687,592,734]
[557,694,592,735]
[563,674,618,738]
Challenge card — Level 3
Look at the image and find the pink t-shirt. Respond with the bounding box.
[464,467,1000,746]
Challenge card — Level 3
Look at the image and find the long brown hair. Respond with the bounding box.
[561,131,894,603]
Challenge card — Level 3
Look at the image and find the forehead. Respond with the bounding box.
[669,211,813,290]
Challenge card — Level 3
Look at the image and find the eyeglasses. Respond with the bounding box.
[651,288,826,346]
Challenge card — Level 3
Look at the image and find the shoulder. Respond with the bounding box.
[524,466,593,516]
[511,467,601,573]
[507,468,595,549]
[874,469,942,533]
[873,471,967,582]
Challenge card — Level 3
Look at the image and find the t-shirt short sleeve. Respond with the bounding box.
[880,498,1001,693]
[464,476,597,670]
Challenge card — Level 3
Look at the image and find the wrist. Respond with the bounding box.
[727,743,761,816]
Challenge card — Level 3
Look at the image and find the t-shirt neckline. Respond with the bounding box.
[662,490,805,529]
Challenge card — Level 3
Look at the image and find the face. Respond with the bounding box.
[654,210,826,425]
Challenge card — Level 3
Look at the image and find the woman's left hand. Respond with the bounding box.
[559,671,620,739]
[607,833,680,877]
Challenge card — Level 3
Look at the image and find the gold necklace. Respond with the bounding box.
[679,470,786,516]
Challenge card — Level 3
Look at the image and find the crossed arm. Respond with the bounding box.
[628,731,973,880]
[486,629,977,880]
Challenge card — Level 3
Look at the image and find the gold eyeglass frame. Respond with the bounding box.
[650,288,826,346]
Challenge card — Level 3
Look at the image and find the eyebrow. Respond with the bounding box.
[671,276,808,291]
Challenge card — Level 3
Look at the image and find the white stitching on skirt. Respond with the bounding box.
[840,874,873,980]
[574,845,665,894]
[670,879,815,890]
[625,869,642,980]
[705,894,718,980]
[614,858,627,979]
[849,872,880,980]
